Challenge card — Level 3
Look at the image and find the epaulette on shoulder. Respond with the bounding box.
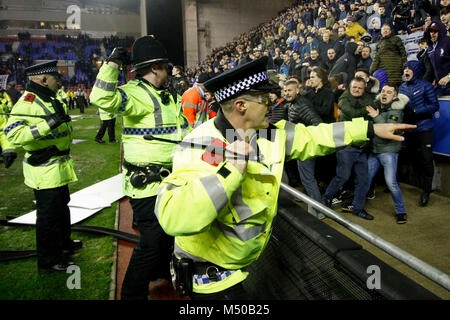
[23,93,36,103]
[123,79,139,88]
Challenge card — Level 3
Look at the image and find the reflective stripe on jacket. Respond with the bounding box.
[156,114,369,293]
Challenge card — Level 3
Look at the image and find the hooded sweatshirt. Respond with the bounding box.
[425,20,450,82]
[399,60,439,132]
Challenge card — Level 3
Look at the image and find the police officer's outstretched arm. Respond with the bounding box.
[284,118,417,161]
[90,48,132,115]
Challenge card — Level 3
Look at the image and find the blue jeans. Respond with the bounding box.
[323,146,369,212]
[297,158,323,218]
[368,153,406,214]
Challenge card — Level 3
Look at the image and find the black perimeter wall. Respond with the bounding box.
[146,0,184,67]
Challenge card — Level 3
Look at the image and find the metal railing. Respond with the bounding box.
[280,182,450,291]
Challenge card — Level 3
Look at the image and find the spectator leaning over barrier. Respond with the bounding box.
[399,60,439,207]
[322,76,375,221]
[366,84,409,224]
[370,24,407,86]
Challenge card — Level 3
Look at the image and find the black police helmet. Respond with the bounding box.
[130,35,169,72]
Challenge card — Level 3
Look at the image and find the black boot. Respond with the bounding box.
[420,191,430,206]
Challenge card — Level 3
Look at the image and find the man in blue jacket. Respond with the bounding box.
[399,60,439,206]
[425,21,450,96]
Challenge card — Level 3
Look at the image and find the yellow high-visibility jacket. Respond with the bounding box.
[5,90,77,189]
[90,63,190,198]
[156,111,370,294]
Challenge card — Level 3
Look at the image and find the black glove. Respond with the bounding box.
[46,113,71,130]
[107,47,131,66]
[3,151,17,168]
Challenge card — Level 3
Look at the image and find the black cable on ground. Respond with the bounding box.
[0,223,139,262]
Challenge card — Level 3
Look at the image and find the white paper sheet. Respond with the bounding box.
[8,174,124,225]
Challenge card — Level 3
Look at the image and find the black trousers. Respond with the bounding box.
[404,129,434,193]
[121,196,173,300]
[95,118,116,142]
[34,185,71,268]
[76,98,85,113]
[285,160,300,187]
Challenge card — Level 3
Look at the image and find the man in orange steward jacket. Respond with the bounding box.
[182,73,216,128]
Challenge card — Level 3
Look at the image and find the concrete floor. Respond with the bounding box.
[312,183,450,299]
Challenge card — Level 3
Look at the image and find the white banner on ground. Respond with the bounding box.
[8,174,124,225]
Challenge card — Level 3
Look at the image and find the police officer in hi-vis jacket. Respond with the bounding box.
[5,60,81,273]
[155,57,416,300]
[90,35,190,300]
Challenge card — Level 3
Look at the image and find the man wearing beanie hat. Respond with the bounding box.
[181,72,216,129]
[5,60,80,273]
[155,57,416,299]
[90,35,190,300]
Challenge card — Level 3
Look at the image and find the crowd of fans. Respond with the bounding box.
[185,0,448,91]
